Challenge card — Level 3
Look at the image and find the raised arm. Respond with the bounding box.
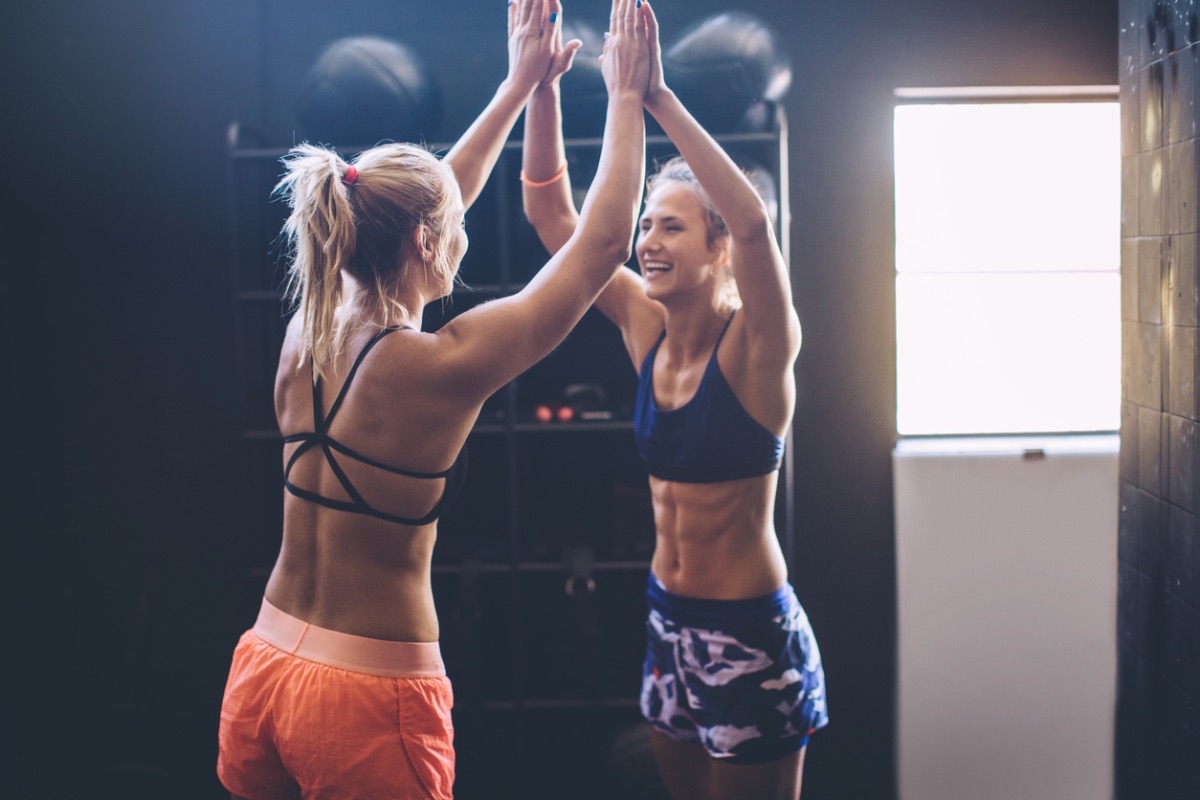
[641,0,800,358]
[520,23,580,255]
[443,0,558,210]
[521,12,658,361]
[437,0,649,395]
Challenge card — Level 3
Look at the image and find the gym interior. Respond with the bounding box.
[5,1,1197,798]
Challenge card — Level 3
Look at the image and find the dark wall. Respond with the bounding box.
[4,3,261,798]
[3,1,1116,798]
[1116,1,1200,797]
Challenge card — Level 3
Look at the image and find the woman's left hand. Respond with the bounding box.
[539,0,583,88]
[641,0,668,108]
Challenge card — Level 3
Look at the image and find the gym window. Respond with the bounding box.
[892,87,1121,436]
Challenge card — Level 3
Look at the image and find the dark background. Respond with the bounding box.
[3,1,1119,798]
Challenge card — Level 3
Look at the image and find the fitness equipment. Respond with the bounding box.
[663,12,792,132]
[534,403,573,423]
[534,382,612,423]
[297,36,442,147]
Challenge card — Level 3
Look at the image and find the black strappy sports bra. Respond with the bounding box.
[282,327,468,526]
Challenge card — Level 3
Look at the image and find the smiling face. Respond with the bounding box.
[636,181,730,304]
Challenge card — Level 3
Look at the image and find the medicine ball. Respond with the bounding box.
[558,18,608,138]
[663,12,792,132]
[297,36,442,147]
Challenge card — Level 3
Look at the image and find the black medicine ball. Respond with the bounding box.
[297,36,442,147]
[663,12,793,132]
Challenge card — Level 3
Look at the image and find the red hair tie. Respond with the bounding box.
[342,165,358,187]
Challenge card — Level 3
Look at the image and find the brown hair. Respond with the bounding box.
[646,156,729,247]
[275,142,459,380]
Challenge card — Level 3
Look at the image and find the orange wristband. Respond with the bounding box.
[520,161,568,188]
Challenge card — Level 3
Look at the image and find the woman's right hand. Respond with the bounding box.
[599,0,650,99]
[507,0,559,93]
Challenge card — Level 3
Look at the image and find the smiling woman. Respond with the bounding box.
[520,2,824,797]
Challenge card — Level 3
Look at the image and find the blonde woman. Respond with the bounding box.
[216,1,649,797]
[522,2,826,798]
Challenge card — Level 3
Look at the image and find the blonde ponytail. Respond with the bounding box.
[276,144,359,382]
[275,141,459,382]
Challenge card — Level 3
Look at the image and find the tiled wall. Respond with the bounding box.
[1118,0,1200,796]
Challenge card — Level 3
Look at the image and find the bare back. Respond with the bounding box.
[260,8,650,641]
[267,320,484,642]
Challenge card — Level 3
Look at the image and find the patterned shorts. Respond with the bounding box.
[639,574,829,764]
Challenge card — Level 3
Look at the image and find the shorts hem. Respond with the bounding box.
[717,734,809,765]
[215,766,258,800]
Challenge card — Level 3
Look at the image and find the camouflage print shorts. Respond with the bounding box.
[639,574,829,764]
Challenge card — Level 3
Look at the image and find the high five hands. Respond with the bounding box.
[508,0,659,103]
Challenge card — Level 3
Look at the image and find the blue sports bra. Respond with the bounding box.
[633,311,784,483]
[283,327,467,526]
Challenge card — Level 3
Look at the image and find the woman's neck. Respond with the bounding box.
[338,276,425,332]
[661,296,733,362]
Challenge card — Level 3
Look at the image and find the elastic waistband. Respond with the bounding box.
[252,597,445,678]
[646,573,797,628]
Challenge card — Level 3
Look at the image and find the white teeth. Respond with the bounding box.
[644,261,671,272]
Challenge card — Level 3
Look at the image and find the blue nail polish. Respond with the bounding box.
[636,0,641,6]
[550,11,557,23]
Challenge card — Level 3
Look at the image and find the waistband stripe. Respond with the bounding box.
[253,598,446,678]
[646,573,796,627]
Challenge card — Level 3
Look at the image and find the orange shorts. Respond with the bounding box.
[217,598,454,800]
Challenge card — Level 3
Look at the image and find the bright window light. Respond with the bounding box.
[894,97,1120,436]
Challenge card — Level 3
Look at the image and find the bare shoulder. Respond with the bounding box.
[363,326,486,412]
[726,235,800,363]
[718,308,798,436]
[626,297,668,367]
[597,268,667,366]
[274,315,307,424]
[276,316,307,383]
[720,305,799,389]
[353,326,438,383]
